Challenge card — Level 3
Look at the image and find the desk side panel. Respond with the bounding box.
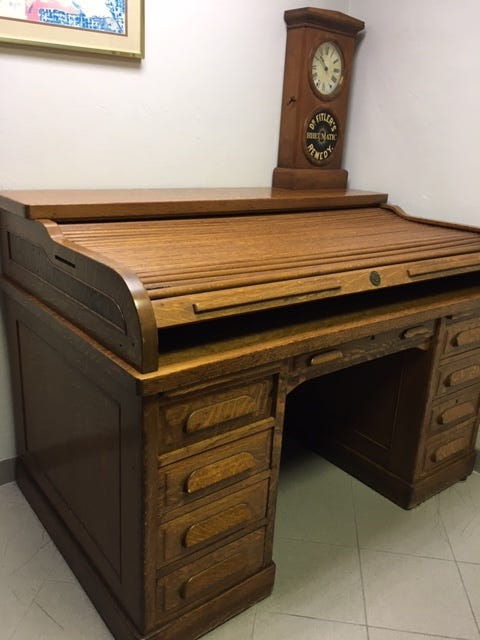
[3,287,147,633]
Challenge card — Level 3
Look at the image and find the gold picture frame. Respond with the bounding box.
[0,1,144,58]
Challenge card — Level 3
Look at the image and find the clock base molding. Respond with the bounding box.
[272,167,348,190]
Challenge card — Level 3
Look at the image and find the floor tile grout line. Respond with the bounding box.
[276,534,459,563]
[437,492,480,637]
[350,477,370,640]
[250,607,258,639]
[275,534,358,550]
[367,622,478,640]
[255,608,368,629]
[6,574,49,640]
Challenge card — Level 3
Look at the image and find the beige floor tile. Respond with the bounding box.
[276,451,356,547]
[459,562,480,629]
[0,576,35,639]
[203,607,257,640]
[258,538,365,624]
[368,628,464,640]
[361,549,479,639]
[9,580,113,640]
[439,473,480,563]
[0,500,50,575]
[0,481,25,504]
[253,611,367,639]
[352,480,452,559]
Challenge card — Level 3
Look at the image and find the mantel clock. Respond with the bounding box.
[273,7,364,190]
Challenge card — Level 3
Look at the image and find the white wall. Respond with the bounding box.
[346,0,480,227]
[0,0,346,191]
[0,0,479,461]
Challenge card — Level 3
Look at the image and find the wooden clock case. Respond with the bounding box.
[273,7,364,189]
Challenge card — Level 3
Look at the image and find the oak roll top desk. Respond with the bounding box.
[1,187,480,640]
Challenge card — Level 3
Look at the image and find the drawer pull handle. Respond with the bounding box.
[310,349,343,367]
[408,254,480,278]
[183,503,253,548]
[446,365,480,388]
[180,551,245,600]
[438,402,475,425]
[453,328,480,347]
[186,395,257,433]
[192,277,342,314]
[186,452,256,494]
[430,437,466,464]
[402,326,431,340]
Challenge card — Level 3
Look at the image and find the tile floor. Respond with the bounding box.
[1,441,480,640]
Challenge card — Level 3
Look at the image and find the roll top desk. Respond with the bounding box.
[1,187,479,640]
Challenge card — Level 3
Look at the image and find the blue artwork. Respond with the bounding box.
[0,1,126,35]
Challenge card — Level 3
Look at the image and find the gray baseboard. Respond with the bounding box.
[475,450,480,474]
[0,457,15,485]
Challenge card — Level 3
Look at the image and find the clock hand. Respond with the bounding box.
[315,54,328,72]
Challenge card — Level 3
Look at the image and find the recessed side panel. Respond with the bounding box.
[3,289,146,633]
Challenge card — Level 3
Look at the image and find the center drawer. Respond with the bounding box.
[292,321,435,380]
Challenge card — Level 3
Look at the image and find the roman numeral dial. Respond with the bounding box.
[311,41,344,97]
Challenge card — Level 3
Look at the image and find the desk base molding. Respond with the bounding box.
[317,441,477,509]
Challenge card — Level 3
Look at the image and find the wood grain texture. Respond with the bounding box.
[273,8,363,188]
[158,430,272,509]
[158,482,268,564]
[0,187,387,220]
[2,187,480,640]
[54,207,480,328]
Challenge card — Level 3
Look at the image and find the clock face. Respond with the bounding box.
[311,41,344,97]
[304,109,339,164]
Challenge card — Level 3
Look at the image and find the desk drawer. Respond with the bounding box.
[423,424,476,473]
[428,386,480,435]
[158,377,274,451]
[156,528,265,618]
[293,322,435,378]
[158,430,272,509]
[443,315,480,358]
[435,350,480,396]
[158,481,269,565]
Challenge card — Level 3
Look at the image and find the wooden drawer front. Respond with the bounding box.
[294,322,434,378]
[429,387,480,434]
[159,378,274,451]
[436,351,480,396]
[157,529,265,616]
[444,315,480,357]
[158,481,269,564]
[159,430,272,509]
[423,425,475,472]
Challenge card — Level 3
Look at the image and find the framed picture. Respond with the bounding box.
[0,1,144,58]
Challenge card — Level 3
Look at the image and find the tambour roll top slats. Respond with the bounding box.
[58,207,480,328]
